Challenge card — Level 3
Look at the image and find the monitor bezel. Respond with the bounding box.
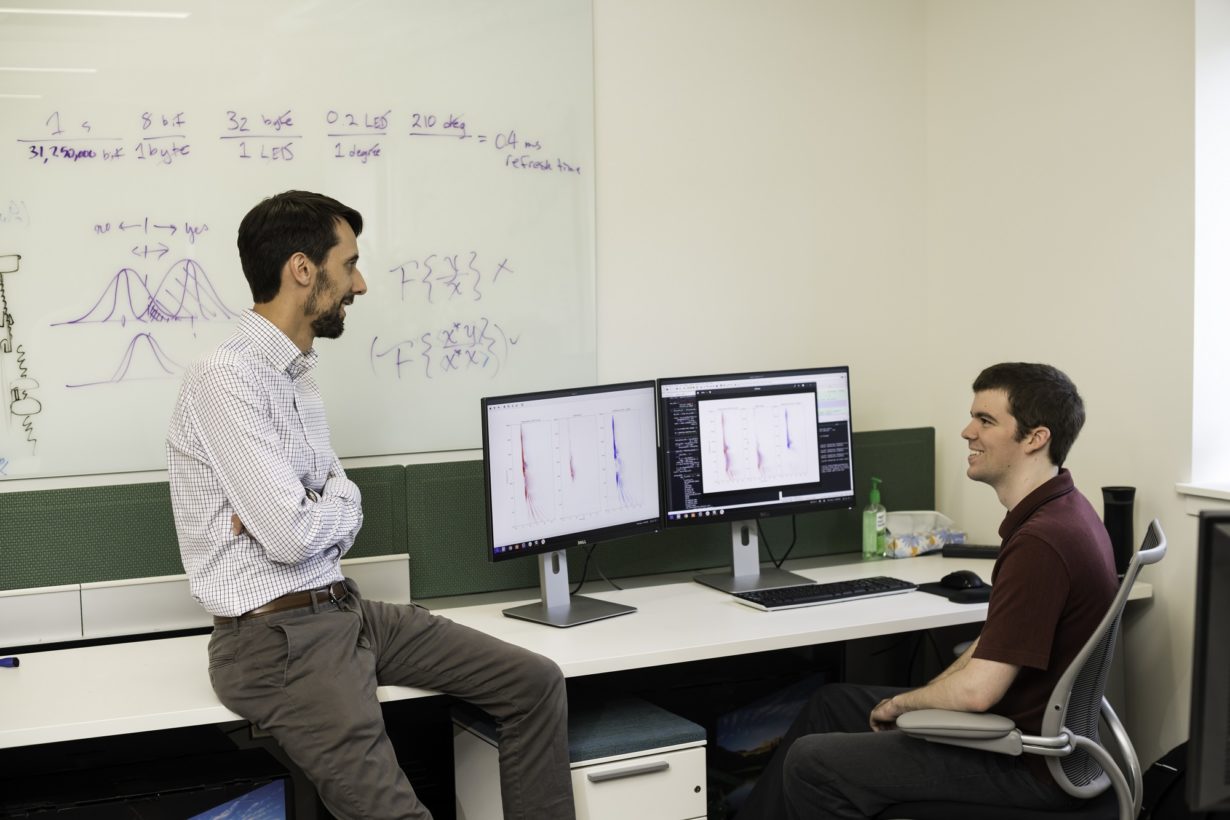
[656,365,856,528]
[481,379,662,564]
[1187,510,1230,812]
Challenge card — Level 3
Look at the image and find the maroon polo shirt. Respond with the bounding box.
[973,469,1118,741]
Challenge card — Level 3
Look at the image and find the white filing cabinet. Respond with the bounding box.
[453,697,707,820]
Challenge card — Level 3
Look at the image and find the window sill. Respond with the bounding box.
[1176,483,1230,515]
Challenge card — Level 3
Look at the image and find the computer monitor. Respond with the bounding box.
[481,380,661,627]
[1187,510,1230,813]
[658,366,855,593]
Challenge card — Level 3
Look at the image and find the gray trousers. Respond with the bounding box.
[208,580,575,820]
[737,683,1079,819]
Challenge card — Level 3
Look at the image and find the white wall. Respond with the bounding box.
[922,0,1196,766]
[593,0,930,432]
[595,0,1197,766]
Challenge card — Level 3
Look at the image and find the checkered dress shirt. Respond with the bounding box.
[167,310,363,616]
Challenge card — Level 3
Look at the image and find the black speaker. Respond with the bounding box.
[1101,486,1135,577]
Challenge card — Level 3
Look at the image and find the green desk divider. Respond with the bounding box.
[345,466,409,560]
[0,481,181,590]
[0,430,933,599]
[0,465,405,592]
[404,428,935,600]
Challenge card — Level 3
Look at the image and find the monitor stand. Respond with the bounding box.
[693,520,813,594]
[502,549,637,628]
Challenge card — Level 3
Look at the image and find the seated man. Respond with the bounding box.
[736,362,1118,819]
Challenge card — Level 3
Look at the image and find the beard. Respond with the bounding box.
[311,302,346,339]
[305,270,348,339]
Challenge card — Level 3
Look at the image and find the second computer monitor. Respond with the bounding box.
[659,366,855,592]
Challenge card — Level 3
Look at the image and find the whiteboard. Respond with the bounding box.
[0,0,596,480]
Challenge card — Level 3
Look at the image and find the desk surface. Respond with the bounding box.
[0,554,1153,750]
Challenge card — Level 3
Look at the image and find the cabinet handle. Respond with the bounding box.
[586,760,670,783]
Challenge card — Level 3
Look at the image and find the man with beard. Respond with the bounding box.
[166,191,575,820]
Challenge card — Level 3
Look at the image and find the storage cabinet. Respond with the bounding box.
[453,697,707,820]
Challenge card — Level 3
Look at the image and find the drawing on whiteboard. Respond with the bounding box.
[328,109,388,163]
[388,252,515,303]
[406,112,583,175]
[219,109,301,161]
[66,331,183,388]
[93,218,210,244]
[1,252,42,455]
[370,318,520,380]
[0,200,31,229]
[54,258,238,327]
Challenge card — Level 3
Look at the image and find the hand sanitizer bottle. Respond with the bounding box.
[862,477,887,559]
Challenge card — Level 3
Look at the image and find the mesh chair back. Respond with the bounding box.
[1042,519,1166,797]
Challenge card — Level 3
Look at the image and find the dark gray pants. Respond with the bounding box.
[208,581,574,820]
[737,682,1078,819]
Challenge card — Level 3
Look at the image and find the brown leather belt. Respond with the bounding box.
[214,580,348,626]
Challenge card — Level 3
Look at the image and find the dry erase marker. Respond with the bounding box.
[0,657,18,668]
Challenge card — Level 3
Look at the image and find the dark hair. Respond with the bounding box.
[237,191,363,303]
[972,362,1085,467]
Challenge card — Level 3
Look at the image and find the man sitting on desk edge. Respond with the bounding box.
[166,190,576,820]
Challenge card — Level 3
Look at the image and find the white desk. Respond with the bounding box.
[0,554,1152,750]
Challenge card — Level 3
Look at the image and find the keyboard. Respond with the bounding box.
[732,576,918,611]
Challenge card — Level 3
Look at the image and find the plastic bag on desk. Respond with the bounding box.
[883,511,966,558]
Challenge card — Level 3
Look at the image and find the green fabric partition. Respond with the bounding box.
[345,466,409,560]
[0,430,933,598]
[1,481,181,590]
[0,465,405,591]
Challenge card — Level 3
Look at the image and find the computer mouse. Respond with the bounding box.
[940,569,985,590]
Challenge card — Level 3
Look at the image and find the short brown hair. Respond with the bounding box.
[973,363,1085,466]
[237,191,362,303]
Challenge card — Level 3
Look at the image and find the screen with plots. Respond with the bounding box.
[482,381,661,561]
[658,366,854,525]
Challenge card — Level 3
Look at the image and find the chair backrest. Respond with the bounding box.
[1041,518,1166,796]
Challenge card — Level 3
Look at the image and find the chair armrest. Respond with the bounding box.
[897,709,1016,738]
[896,709,1023,756]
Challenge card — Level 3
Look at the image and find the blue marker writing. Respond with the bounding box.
[0,657,19,668]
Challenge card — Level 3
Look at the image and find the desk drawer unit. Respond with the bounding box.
[570,745,706,820]
[453,697,707,820]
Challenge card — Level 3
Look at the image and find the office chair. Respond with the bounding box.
[878,518,1167,820]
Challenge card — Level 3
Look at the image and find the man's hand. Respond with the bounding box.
[231,514,246,536]
[870,696,904,732]
[866,656,1021,733]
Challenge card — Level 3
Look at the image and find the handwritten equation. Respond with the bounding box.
[370,317,520,380]
[93,217,210,246]
[16,108,584,174]
[388,251,515,304]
